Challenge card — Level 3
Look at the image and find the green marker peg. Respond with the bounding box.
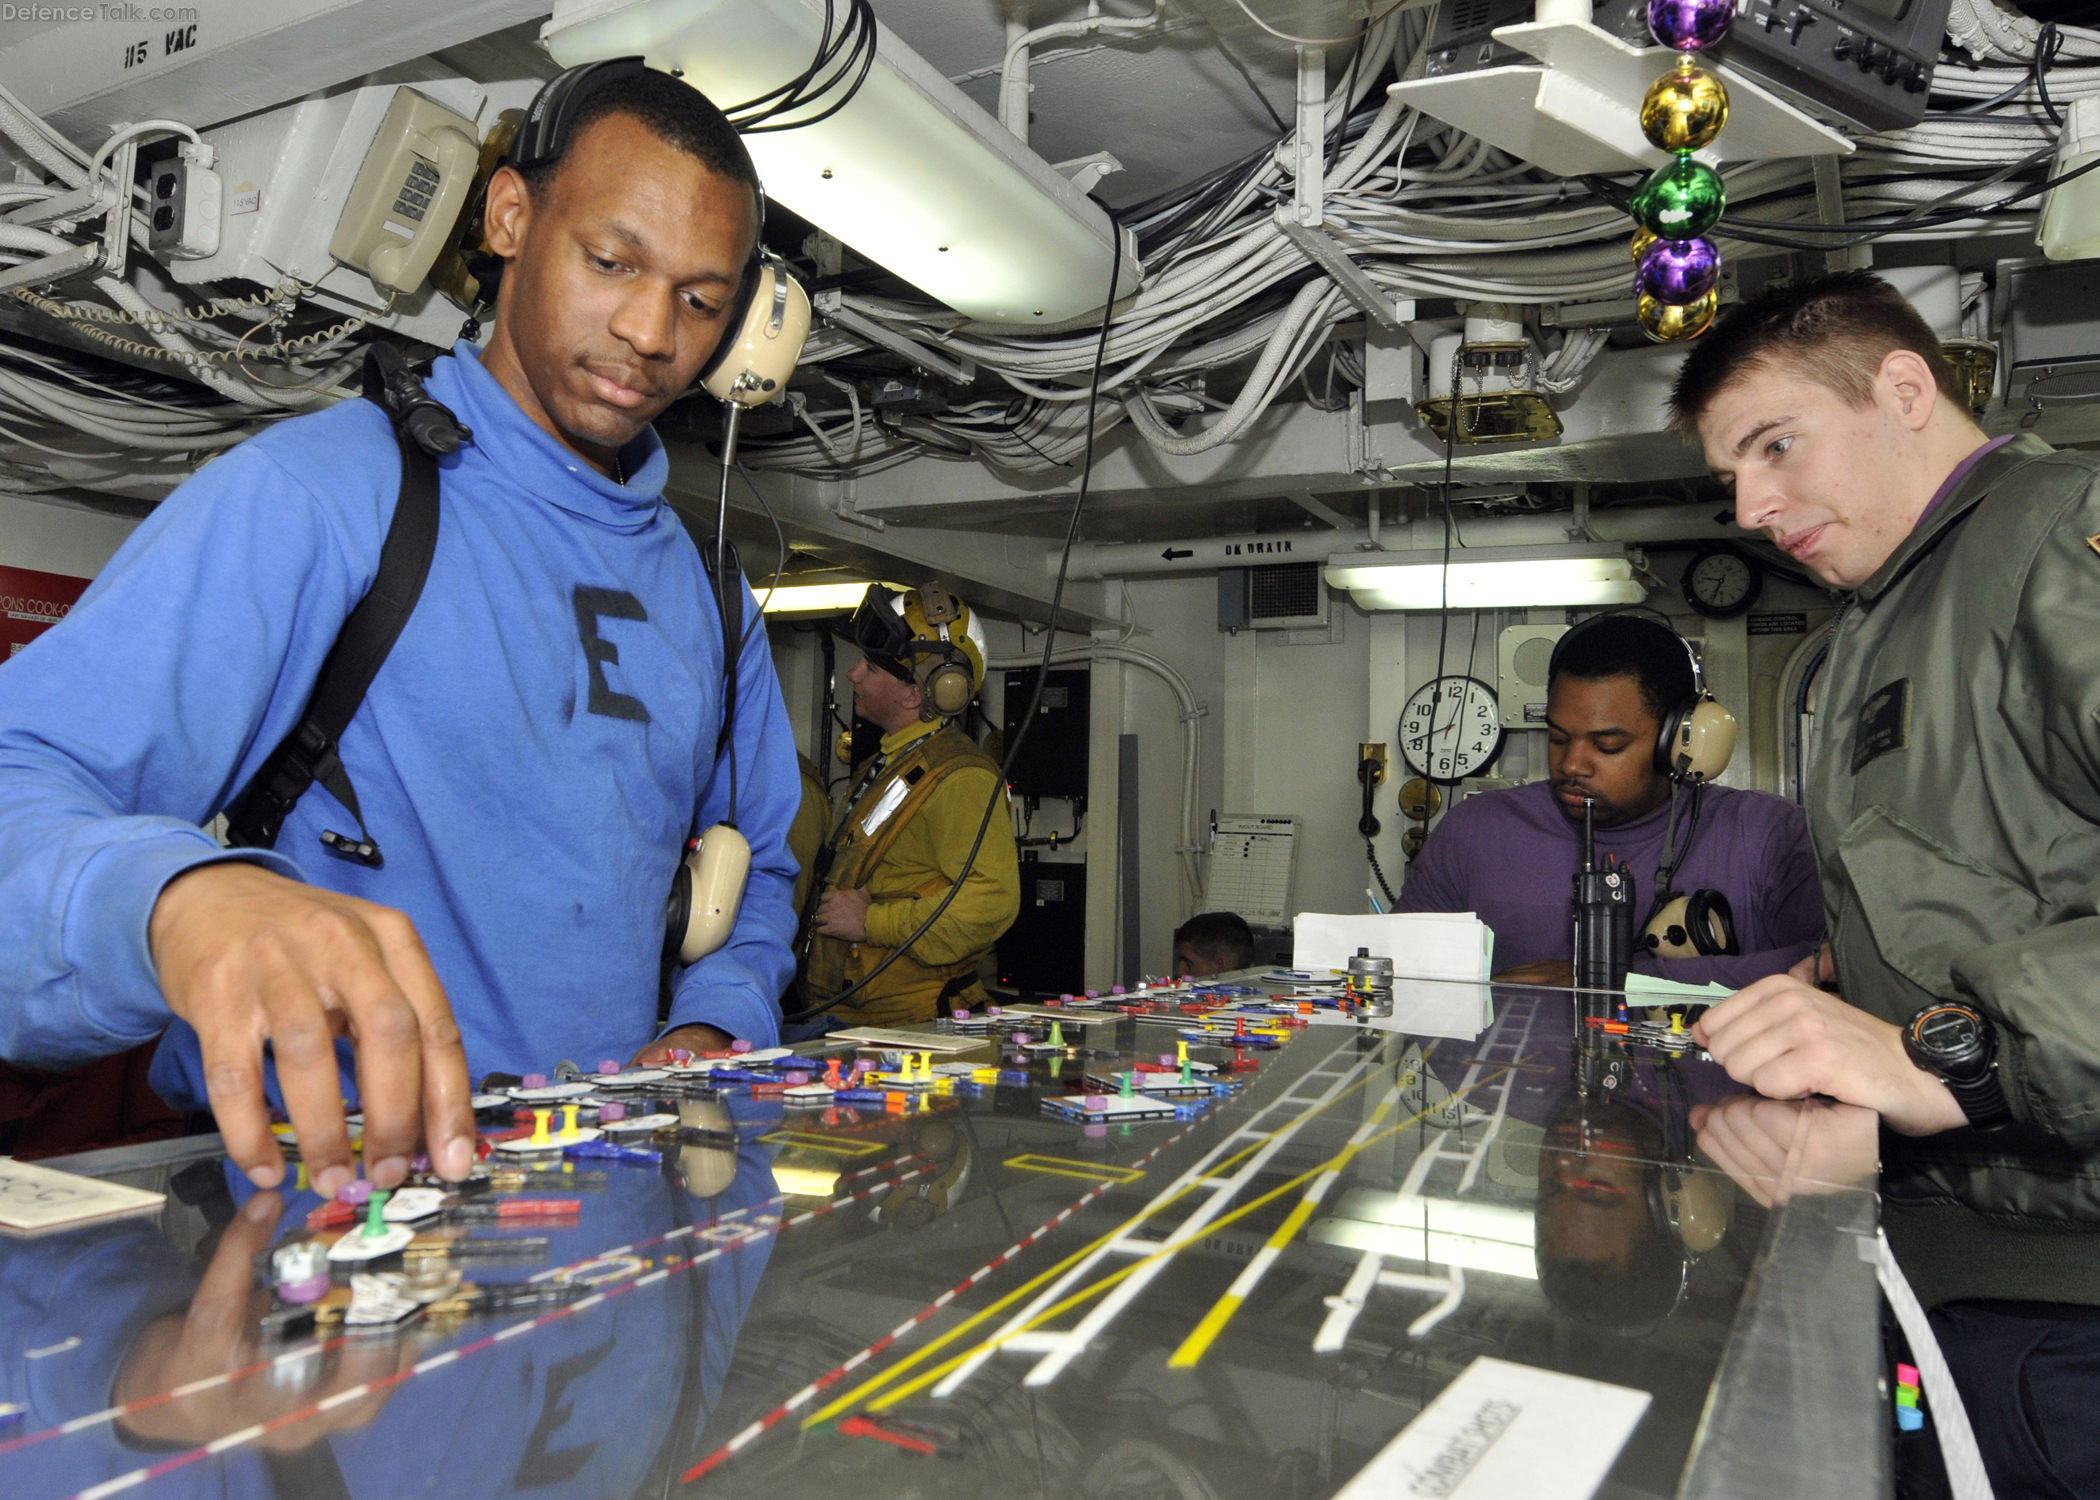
[364,1188,391,1239]
[1049,1021,1065,1048]
[1119,1070,1134,1099]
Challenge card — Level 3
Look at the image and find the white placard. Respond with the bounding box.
[1333,1357,1650,1500]
[1294,911,1494,982]
[0,1159,164,1235]
[1203,813,1299,927]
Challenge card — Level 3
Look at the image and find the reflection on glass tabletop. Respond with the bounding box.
[0,977,1884,1500]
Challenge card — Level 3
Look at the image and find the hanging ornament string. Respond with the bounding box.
[1628,0,1733,342]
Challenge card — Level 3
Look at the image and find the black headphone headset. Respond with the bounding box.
[508,57,770,397]
[1545,607,1735,783]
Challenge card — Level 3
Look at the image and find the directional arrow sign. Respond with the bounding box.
[1161,548,1193,561]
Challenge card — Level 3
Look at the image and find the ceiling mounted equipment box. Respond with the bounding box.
[1391,0,1853,178]
[541,0,1141,326]
[2002,261,2100,408]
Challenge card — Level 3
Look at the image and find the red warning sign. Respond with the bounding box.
[0,565,91,661]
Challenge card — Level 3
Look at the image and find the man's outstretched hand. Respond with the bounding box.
[149,862,476,1197]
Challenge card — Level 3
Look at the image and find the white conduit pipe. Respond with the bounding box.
[1060,502,1741,579]
[1123,281,1342,455]
[0,82,88,188]
[998,0,1164,147]
[988,644,1207,914]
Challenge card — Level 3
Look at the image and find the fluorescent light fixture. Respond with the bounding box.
[1310,1190,1538,1280]
[759,581,873,614]
[1324,543,1646,612]
[772,1163,841,1197]
[542,0,1141,325]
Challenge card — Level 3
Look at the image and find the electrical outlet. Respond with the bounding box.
[147,160,221,260]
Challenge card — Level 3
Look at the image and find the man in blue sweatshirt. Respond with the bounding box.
[0,68,800,1201]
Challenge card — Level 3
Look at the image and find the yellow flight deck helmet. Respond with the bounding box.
[849,580,988,720]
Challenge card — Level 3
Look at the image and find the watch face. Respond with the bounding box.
[1910,1004,1984,1063]
[1399,676,1504,783]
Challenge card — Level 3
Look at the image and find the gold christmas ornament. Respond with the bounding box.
[1640,58,1730,155]
[1639,288,1719,342]
[1631,226,1658,263]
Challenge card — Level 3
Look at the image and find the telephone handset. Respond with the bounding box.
[1359,743,1397,905]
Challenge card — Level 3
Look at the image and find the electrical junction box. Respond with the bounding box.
[1362,322,1424,424]
[999,861,1086,996]
[1002,667,1089,801]
[1498,623,1567,728]
[2001,261,2100,408]
[147,155,221,261]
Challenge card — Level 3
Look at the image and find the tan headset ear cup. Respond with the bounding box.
[1644,894,1699,960]
[1671,699,1737,782]
[1669,1170,1730,1254]
[927,661,973,717]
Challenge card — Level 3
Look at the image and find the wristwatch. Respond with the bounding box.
[1902,1002,2014,1132]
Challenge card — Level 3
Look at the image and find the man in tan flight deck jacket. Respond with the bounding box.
[802,584,1019,1026]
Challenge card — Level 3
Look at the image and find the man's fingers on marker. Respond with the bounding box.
[333,973,427,1190]
[201,1037,285,1190]
[267,967,359,1195]
[366,907,474,1181]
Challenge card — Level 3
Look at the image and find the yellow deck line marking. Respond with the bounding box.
[860,1069,1510,1415]
[1003,1154,1147,1185]
[798,1062,1386,1429]
[758,1132,885,1158]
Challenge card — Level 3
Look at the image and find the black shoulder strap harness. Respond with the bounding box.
[224,344,745,869]
[223,345,460,867]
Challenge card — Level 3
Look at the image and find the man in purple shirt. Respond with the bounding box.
[1399,613,1822,988]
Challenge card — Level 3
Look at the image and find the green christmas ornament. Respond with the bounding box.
[1631,154,1725,240]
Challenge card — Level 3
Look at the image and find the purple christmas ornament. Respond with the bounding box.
[1647,0,1732,50]
[1635,237,1721,303]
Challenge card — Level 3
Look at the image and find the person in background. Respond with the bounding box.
[1174,911,1259,978]
[1674,270,2100,1497]
[800,584,1020,1027]
[787,750,831,920]
[1400,613,1822,988]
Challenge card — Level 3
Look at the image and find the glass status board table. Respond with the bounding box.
[0,973,1887,1500]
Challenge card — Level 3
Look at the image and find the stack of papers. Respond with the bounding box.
[1292,912,1497,1037]
[1623,974,1734,1003]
